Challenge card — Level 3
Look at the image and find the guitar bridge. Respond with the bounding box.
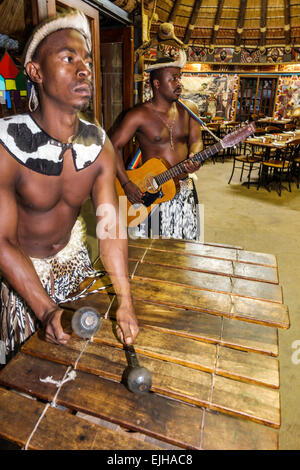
[142,189,164,207]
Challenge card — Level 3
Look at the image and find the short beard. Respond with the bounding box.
[74,99,91,113]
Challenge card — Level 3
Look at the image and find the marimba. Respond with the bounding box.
[0,237,289,450]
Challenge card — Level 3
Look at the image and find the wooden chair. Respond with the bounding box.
[211,116,224,122]
[228,143,263,188]
[284,123,296,131]
[206,123,220,130]
[290,139,300,188]
[257,142,296,196]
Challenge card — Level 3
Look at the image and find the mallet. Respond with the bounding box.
[123,344,152,394]
[71,306,102,339]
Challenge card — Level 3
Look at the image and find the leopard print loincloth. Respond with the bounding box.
[0,218,101,356]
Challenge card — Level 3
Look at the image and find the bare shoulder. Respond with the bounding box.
[111,102,152,141]
[124,101,152,122]
[99,134,115,161]
[96,134,118,176]
[0,144,20,184]
[179,98,199,115]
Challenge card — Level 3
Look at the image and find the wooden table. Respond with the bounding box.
[247,137,286,149]
[246,136,294,158]
[246,134,299,160]
[0,238,289,450]
[257,118,292,129]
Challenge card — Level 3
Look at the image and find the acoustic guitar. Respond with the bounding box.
[116,122,256,227]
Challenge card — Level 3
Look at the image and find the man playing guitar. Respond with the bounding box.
[111,49,204,240]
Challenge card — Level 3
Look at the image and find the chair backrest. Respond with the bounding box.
[281,141,300,161]
[250,143,268,159]
[290,138,300,159]
[284,123,296,131]
[202,130,215,147]
[254,128,266,135]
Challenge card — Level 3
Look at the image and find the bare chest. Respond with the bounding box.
[16,150,99,212]
[138,109,189,146]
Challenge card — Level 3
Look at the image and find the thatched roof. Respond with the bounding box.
[0,0,34,51]
[139,0,300,50]
[1,0,298,58]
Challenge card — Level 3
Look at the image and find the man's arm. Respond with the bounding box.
[181,99,204,173]
[91,137,139,345]
[0,150,69,345]
[110,108,144,204]
[187,100,204,154]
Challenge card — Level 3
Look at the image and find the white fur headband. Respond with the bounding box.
[24,9,91,68]
[146,49,186,73]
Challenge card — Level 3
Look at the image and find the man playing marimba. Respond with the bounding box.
[0,9,139,360]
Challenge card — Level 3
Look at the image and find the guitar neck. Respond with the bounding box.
[155,141,223,186]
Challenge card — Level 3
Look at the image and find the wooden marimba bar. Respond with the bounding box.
[0,237,289,450]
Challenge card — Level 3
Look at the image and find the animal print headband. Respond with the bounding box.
[24,9,91,68]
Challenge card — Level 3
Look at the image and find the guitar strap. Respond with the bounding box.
[127,98,220,169]
[178,99,221,142]
[127,147,141,170]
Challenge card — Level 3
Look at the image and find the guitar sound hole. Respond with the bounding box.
[145,176,159,193]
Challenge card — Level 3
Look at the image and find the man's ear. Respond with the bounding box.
[25,62,42,85]
[152,78,160,90]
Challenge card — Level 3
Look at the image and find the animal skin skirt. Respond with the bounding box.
[0,217,99,356]
[129,178,200,241]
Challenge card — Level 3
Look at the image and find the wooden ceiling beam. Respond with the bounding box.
[259,0,268,47]
[183,0,203,44]
[235,0,247,47]
[284,0,291,45]
[210,0,225,45]
[168,0,180,23]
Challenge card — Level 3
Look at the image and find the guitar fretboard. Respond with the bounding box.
[155,141,223,186]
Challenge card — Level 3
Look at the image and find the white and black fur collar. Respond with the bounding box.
[0,113,106,175]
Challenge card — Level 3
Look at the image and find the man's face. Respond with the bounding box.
[32,28,93,112]
[156,67,182,101]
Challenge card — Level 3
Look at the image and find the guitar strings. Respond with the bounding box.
[154,124,253,186]
[155,142,222,185]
